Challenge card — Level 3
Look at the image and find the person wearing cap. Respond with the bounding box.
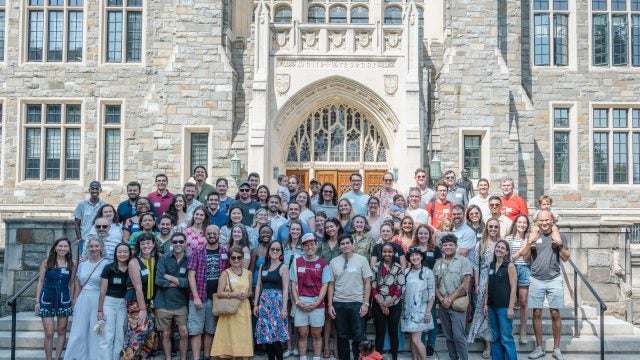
[340,173,370,217]
[309,178,321,204]
[193,166,216,205]
[74,181,108,253]
[291,233,331,360]
[434,233,472,360]
[328,234,373,360]
[230,181,262,227]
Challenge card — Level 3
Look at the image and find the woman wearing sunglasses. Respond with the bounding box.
[212,246,253,359]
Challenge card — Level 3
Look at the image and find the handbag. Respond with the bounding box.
[212,269,242,316]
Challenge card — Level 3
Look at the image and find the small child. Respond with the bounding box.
[358,340,383,360]
[277,174,290,204]
[528,195,560,249]
[389,194,406,222]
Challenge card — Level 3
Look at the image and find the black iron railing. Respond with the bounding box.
[5,274,39,360]
[561,258,607,360]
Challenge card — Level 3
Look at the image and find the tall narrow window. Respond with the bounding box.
[592,106,640,184]
[463,135,482,179]
[0,0,6,61]
[592,0,640,67]
[534,0,569,66]
[553,108,570,183]
[106,0,142,63]
[103,105,122,181]
[190,133,208,172]
[23,103,82,181]
[27,0,83,62]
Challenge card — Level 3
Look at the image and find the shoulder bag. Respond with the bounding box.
[212,269,242,316]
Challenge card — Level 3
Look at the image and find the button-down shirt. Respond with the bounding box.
[187,246,228,301]
[74,198,107,240]
[434,254,472,298]
[155,251,189,309]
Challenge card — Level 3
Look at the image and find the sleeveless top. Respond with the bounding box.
[261,263,284,290]
[124,257,156,303]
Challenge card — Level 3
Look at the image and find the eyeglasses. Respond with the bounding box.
[95,225,109,229]
[323,190,334,193]
[172,240,185,244]
[238,188,250,192]
[270,248,282,253]
[445,176,455,179]
[230,256,243,261]
[415,175,426,179]
[383,178,393,182]
[489,203,501,207]
[487,225,500,229]
[138,203,150,207]
[206,232,218,236]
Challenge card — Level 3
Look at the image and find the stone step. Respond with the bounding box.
[511,315,637,336]
[0,330,69,349]
[0,312,73,331]
[462,334,640,353]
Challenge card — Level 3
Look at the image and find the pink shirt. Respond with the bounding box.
[147,190,174,217]
[182,227,206,256]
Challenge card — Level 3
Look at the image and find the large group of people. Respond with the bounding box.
[35,167,570,360]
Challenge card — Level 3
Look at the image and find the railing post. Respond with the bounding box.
[574,270,579,337]
[10,300,16,360]
[600,306,605,360]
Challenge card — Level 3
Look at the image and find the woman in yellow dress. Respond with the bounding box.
[212,246,253,358]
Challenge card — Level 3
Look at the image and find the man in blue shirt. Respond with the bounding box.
[340,173,370,216]
[117,181,141,221]
[444,170,468,207]
[206,191,229,228]
[277,202,312,242]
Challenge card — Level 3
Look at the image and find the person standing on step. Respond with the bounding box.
[521,210,569,360]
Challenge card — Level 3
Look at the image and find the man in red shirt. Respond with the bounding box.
[148,173,174,217]
[500,177,528,221]
[426,182,452,229]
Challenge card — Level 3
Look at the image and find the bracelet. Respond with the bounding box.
[97,310,103,313]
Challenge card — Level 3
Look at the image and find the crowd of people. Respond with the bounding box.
[34,166,570,360]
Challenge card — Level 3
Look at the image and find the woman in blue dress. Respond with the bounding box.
[35,237,75,360]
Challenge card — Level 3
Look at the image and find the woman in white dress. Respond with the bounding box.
[64,238,108,360]
[401,247,435,360]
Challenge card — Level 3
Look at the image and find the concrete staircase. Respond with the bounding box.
[1,306,639,359]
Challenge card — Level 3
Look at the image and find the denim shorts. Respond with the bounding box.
[515,264,531,287]
[527,276,564,309]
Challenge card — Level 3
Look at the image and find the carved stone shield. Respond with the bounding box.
[356,32,371,48]
[275,74,290,95]
[384,75,398,95]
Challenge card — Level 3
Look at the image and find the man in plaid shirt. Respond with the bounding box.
[187,224,228,360]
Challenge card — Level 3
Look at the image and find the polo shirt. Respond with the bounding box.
[148,190,174,217]
[207,208,229,228]
[74,198,107,240]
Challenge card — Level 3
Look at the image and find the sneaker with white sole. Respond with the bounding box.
[552,348,565,360]
[528,346,545,359]
[292,348,299,357]
[283,349,292,358]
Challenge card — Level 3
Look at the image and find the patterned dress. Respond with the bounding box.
[401,267,435,333]
[37,266,73,318]
[255,263,290,344]
[467,241,495,343]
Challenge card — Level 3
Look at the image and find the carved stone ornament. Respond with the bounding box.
[329,31,346,49]
[273,31,289,49]
[385,32,401,49]
[275,74,290,95]
[356,32,371,49]
[384,75,398,95]
[302,31,319,49]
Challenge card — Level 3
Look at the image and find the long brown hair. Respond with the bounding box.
[45,237,74,271]
[412,223,435,251]
[481,218,501,256]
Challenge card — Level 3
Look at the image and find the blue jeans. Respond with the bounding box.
[334,302,365,360]
[487,307,517,360]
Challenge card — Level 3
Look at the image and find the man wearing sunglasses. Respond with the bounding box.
[92,217,120,260]
[187,225,228,360]
[488,196,513,239]
[230,180,262,226]
[443,170,468,207]
[155,232,190,360]
[328,234,373,360]
[406,168,435,209]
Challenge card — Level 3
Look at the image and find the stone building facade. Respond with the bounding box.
[0,0,640,246]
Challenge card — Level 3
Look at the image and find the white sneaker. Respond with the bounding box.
[283,349,293,358]
[528,346,545,359]
[552,348,565,360]
[293,349,300,356]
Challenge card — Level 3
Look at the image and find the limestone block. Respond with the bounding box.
[599,233,620,249]
[588,249,610,267]
[581,233,599,249]
[585,283,618,302]
[588,267,612,284]
[23,251,46,270]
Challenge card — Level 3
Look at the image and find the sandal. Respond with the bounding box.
[482,349,491,359]
[323,348,330,358]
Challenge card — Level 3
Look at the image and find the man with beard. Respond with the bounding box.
[276,202,312,243]
[235,172,261,201]
[230,181,262,226]
[193,166,216,204]
[156,215,176,255]
[267,195,287,236]
[187,225,228,360]
[91,217,119,260]
[117,181,141,221]
[340,173,370,216]
[74,180,107,254]
[206,191,229,228]
[443,170,468,207]
[148,173,174,217]
[183,182,202,223]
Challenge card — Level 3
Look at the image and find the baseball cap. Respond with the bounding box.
[238,180,251,188]
[301,233,316,244]
[89,180,101,189]
[310,178,320,185]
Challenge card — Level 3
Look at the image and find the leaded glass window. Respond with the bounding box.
[287,104,387,164]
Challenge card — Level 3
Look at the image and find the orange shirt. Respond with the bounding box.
[426,199,452,229]
[500,194,528,221]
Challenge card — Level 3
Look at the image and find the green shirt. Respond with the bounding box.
[433,253,472,298]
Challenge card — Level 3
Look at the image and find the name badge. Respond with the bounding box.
[298,267,306,273]
[249,209,256,214]
[489,269,495,275]
[179,268,186,274]
[347,267,357,273]
[243,253,250,260]
[262,270,269,276]
[426,252,434,257]
[536,238,543,244]
[141,269,149,276]
[443,209,450,214]
[456,193,462,198]
[60,268,69,275]
[154,202,161,208]
[505,207,513,213]
[221,254,228,260]
[113,277,122,285]
[169,245,174,251]
[229,277,238,283]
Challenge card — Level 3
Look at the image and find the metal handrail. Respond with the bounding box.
[5,238,81,360]
[561,258,608,360]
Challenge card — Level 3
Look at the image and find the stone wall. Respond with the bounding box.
[0,219,76,317]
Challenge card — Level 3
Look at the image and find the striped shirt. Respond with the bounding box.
[505,235,529,266]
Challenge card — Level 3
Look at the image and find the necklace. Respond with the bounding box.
[231,268,243,276]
